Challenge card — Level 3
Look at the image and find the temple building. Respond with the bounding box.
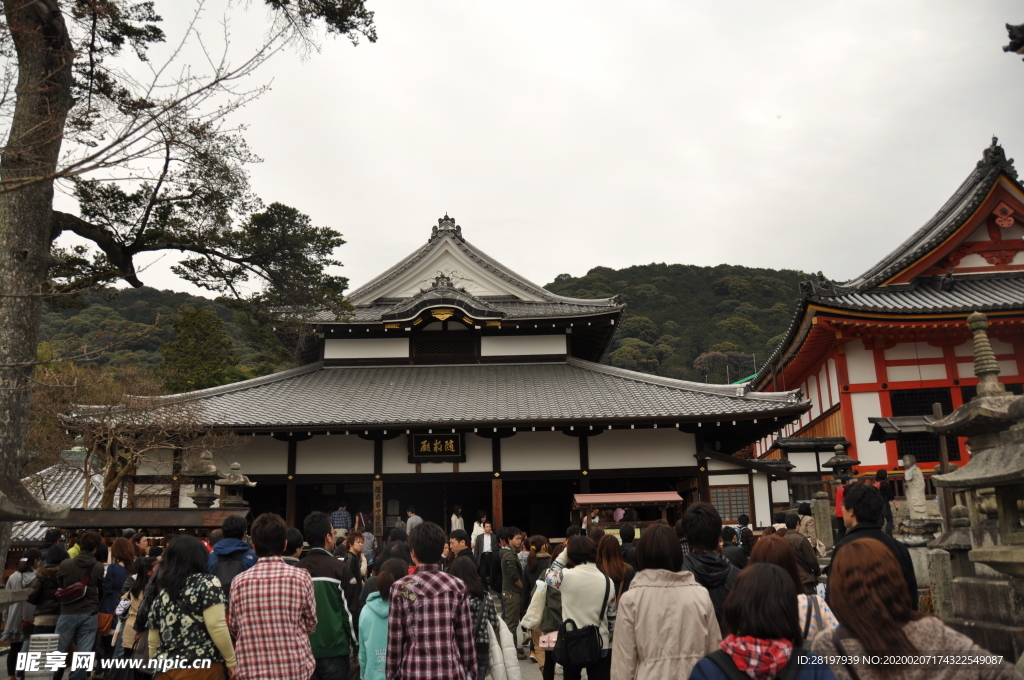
[131,215,807,536]
[752,139,1024,501]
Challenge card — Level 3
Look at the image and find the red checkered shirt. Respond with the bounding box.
[385,563,477,680]
[228,556,318,680]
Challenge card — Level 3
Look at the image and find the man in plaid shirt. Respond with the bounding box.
[331,502,353,538]
[229,513,318,680]
[386,521,477,680]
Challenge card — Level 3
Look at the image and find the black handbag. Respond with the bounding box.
[553,574,610,669]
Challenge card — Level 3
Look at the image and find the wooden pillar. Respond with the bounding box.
[579,435,590,493]
[767,474,775,518]
[491,438,501,474]
[748,471,756,526]
[697,457,710,504]
[170,447,182,508]
[492,478,503,530]
[373,480,384,538]
[286,439,297,527]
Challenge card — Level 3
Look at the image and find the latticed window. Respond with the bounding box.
[710,486,750,523]
[134,495,171,508]
[889,388,960,462]
[960,383,1023,403]
[414,333,475,356]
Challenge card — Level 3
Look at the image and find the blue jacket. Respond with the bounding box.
[358,591,389,680]
[206,538,258,572]
[689,653,837,680]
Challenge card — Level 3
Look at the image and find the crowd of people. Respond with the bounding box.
[2,483,1021,680]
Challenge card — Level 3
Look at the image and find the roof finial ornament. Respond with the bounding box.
[939,267,955,292]
[978,137,1018,180]
[432,272,453,288]
[968,311,1006,398]
[1004,23,1024,57]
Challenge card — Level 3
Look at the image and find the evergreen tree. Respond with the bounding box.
[159,308,236,392]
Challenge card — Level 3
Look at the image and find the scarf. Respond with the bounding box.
[720,634,793,679]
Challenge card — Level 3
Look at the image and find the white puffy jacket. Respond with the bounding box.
[485,619,523,680]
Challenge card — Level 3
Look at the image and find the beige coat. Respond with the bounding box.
[611,569,721,680]
[811,616,1021,680]
[797,514,826,557]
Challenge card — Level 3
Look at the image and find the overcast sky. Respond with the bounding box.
[89,2,1024,297]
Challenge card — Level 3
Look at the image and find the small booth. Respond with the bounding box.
[47,508,251,550]
[572,491,684,540]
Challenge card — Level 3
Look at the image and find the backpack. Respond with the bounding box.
[707,650,802,680]
[210,551,246,597]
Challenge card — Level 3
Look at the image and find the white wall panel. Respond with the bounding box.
[480,335,566,356]
[296,435,373,475]
[382,436,412,474]
[955,337,1014,356]
[888,364,946,382]
[324,338,409,359]
[588,429,696,469]
[958,360,1019,378]
[828,359,840,404]
[849,391,888,466]
[501,431,578,472]
[789,450,825,474]
[884,342,943,361]
[808,375,820,419]
[224,437,288,474]
[460,434,494,473]
[751,473,770,527]
[136,448,173,475]
[845,343,877,384]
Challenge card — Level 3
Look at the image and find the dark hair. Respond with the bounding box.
[345,531,365,549]
[148,546,163,559]
[208,529,223,547]
[566,536,596,565]
[453,504,461,513]
[448,555,486,598]
[773,512,787,524]
[497,526,519,543]
[95,542,108,563]
[449,529,470,546]
[721,526,737,542]
[155,536,209,601]
[250,513,288,557]
[588,527,605,544]
[620,524,635,543]
[748,535,803,593]
[111,537,136,568]
[596,535,630,593]
[830,539,924,661]
[18,548,42,573]
[285,528,304,556]
[388,527,407,544]
[221,514,247,540]
[785,514,799,530]
[303,511,334,548]
[798,502,811,517]
[875,469,888,481]
[550,541,567,563]
[526,535,548,573]
[378,540,413,566]
[408,521,446,564]
[680,502,722,551]
[339,500,348,508]
[843,482,884,524]
[130,556,159,598]
[78,530,102,554]
[377,558,410,599]
[476,510,487,522]
[723,563,802,643]
[406,505,416,515]
[46,546,69,566]
[737,514,749,525]
[565,525,581,540]
[44,529,63,545]
[636,523,683,571]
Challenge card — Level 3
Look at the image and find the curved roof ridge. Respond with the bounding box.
[566,357,804,403]
[840,138,1020,292]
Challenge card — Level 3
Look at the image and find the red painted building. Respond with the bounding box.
[752,139,1024,491]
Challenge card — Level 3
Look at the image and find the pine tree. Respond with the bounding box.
[159,308,236,392]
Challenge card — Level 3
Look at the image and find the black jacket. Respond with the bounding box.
[57,552,105,616]
[27,564,62,618]
[722,543,748,570]
[620,543,638,571]
[682,551,739,624]
[473,532,497,563]
[827,522,918,610]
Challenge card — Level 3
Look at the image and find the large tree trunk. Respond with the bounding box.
[0,1,75,566]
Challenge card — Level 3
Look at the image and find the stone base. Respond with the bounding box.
[951,577,1024,627]
[944,617,1024,662]
[908,546,933,587]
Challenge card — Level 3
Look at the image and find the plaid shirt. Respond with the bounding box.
[229,557,317,680]
[385,563,476,680]
[331,508,353,530]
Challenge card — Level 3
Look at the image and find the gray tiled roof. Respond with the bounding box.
[820,275,1024,313]
[181,358,806,429]
[316,299,622,324]
[13,465,110,544]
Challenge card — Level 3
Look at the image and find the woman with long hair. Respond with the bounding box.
[595,535,635,643]
[27,546,67,638]
[538,543,566,680]
[689,563,834,680]
[118,556,158,659]
[97,537,136,660]
[471,510,488,544]
[796,503,826,556]
[811,539,1016,679]
[523,535,551,665]
[359,540,412,607]
[612,524,720,680]
[449,555,513,680]
[359,558,408,680]
[3,548,41,680]
[749,535,837,642]
[146,536,236,680]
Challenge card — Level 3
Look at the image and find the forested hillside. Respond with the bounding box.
[40,287,293,385]
[546,263,807,383]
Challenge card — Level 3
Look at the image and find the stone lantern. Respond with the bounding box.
[183,449,222,509]
[823,444,860,478]
[930,312,1024,577]
[216,462,256,509]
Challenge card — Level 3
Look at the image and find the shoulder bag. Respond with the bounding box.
[55,574,90,604]
[553,575,610,669]
[802,594,823,640]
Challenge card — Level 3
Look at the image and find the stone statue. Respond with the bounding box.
[903,454,927,520]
